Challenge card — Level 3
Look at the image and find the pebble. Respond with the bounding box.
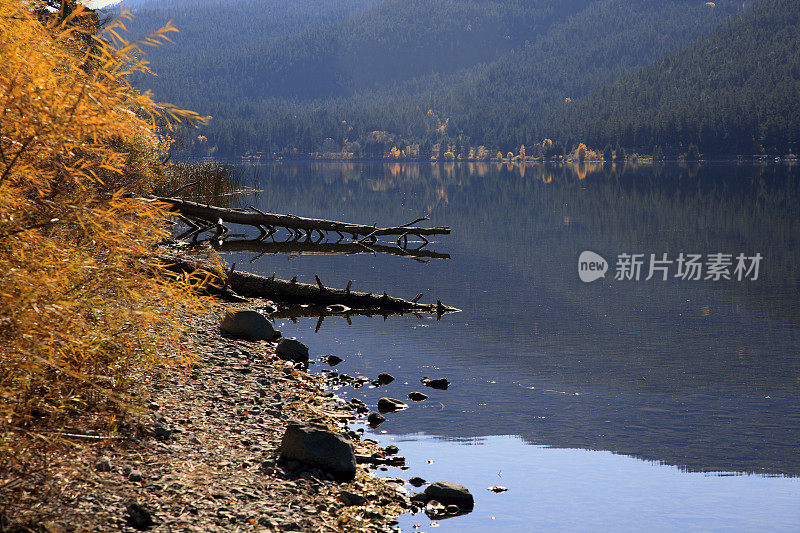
[421,377,449,390]
[377,397,407,413]
[95,456,112,473]
[407,391,428,402]
[152,424,172,441]
[367,411,386,428]
[377,372,395,385]
[7,308,416,531]
[124,502,154,530]
[424,500,446,517]
[325,355,343,366]
[338,490,368,506]
[384,445,399,455]
[276,338,310,364]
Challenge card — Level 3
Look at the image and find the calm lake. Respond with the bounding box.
[219,161,800,531]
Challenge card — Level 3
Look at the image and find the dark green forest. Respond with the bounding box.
[550,0,800,156]
[117,0,798,158]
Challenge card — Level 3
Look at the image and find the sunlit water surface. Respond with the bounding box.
[216,161,800,531]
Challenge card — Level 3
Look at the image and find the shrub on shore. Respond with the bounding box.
[0,0,208,476]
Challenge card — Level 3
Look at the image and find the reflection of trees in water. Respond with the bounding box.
[234,162,800,327]
[235,162,800,324]
[233,161,800,476]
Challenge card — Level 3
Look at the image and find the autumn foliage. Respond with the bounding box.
[0,0,208,471]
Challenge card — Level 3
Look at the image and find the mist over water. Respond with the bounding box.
[220,161,800,531]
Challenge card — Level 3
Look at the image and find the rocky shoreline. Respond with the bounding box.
[2,300,418,532]
[2,292,477,532]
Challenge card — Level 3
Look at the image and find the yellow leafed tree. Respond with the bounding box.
[576,142,588,162]
[0,0,210,472]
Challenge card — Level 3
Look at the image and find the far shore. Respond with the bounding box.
[177,155,800,165]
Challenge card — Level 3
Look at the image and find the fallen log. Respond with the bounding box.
[158,253,458,316]
[152,196,450,242]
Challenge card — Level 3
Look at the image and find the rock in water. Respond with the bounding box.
[421,377,449,390]
[408,476,427,487]
[276,338,310,364]
[367,411,386,428]
[220,310,280,341]
[377,372,395,385]
[408,391,428,402]
[325,355,343,366]
[488,485,508,493]
[423,482,474,510]
[278,420,356,481]
[377,397,407,413]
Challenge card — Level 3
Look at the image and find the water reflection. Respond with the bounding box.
[385,434,800,533]
[224,161,800,478]
[209,237,450,261]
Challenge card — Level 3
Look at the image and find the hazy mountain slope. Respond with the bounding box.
[115,0,754,155]
[122,0,592,102]
[240,0,595,100]
[551,0,800,155]
[117,0,381,102]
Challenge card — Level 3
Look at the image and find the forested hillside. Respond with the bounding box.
[550,0,800,156]
[115,0,787,158]
[121,0,381,104]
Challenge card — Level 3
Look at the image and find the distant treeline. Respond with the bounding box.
[117,0,798,158]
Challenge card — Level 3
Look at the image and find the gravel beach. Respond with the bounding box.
[0,301,411,532]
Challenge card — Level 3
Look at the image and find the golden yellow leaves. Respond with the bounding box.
[0,0,209,447]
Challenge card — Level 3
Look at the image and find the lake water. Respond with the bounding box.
[218,161,800,531]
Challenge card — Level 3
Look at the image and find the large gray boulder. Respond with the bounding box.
[276,338,309,364]
[422,482,474,510]
[220,310,280,341]
[278,421,356,480]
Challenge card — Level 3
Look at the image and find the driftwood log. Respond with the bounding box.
[159,253,457,316]
[153,196,450,244]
